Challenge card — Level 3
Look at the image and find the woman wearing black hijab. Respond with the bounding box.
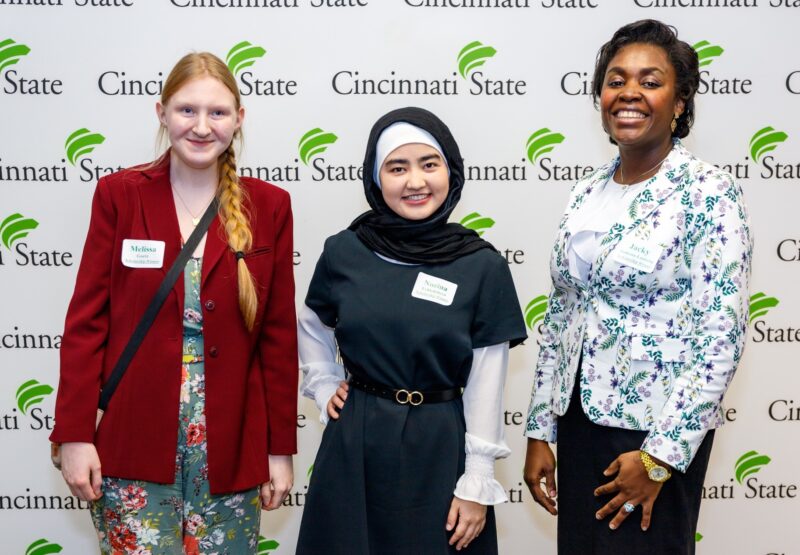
[296,107,527,554]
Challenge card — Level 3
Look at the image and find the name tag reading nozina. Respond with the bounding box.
[411,272,458,306]
[121,239,166,268]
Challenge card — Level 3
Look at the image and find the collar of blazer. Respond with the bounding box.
[560,139,696,287]
[137,152,228,289]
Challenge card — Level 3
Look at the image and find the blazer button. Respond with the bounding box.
[205,300,216,311]
[209,346,219,357]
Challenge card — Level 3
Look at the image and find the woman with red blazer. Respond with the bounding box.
[49,52,298,554]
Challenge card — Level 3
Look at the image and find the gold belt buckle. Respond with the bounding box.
[395,389,424,406]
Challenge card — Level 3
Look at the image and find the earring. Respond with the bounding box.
[670,115,678,133]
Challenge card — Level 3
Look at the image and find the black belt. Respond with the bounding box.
[348,374,462,406]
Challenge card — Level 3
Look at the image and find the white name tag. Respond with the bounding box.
[411,272,458,306]
[121,239,165,268]
[612,238,662,273]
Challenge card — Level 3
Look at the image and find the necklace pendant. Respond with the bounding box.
[191,217,200,226]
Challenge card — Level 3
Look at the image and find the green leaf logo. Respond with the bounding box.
[0,38,30,74]
[16,379,54,415]
[524,295,548,331]
[307,463,314,479]
[526,128,565,165]
[298,128,338,166]
[695,532,703,542]
[65,128,106,166]
[734,450,771,484]
[0,213,39,250]
[749,292,779,324]
[749,126,788,163]
[459,212,495,236]
[692,40,724,68]
[226,41,266,77]
[26,538,63,555]
[457,41,497,80]
[257,536,279,554]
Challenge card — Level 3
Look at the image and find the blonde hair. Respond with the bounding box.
[159,52,258,330]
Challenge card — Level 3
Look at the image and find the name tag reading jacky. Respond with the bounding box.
[121,239,165,268]
[411,272,458,306]
[613,239,662,273]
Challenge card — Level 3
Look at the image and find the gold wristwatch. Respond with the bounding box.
[640,451,672,482]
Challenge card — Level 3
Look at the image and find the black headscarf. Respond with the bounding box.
[348,107,496,264]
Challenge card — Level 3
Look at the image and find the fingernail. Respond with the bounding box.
[595,513,601,520]
[550,490,557,497]
[603,470,609,475]
[609,524,616,530]
[642,526,648,531]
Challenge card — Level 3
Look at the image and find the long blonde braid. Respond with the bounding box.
[218,143,258,330]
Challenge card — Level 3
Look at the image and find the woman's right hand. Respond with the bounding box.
[523,438,558,515]
[60,442,103,502]
[326,380,349,420]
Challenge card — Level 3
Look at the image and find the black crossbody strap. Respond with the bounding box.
[98,197,220,411]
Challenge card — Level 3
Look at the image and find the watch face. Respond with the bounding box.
[649,467,669,482]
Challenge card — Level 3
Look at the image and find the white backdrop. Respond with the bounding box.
[1,2,799,553]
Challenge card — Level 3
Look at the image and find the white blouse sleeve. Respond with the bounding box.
[298,303,345,425]
[453,342,511,506]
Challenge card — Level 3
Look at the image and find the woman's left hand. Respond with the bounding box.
[446,496,487,551]
[261,454,294,510]
[594,450,665,531]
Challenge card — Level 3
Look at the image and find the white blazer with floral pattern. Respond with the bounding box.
[525,140,753,472]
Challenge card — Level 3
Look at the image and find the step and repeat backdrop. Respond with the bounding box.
[1,1,799,554]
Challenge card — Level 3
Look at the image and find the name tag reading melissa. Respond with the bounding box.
[612,239,662,273]
[121,239,165,268]
[411,272,458,306]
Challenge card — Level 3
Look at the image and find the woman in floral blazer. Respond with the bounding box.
[523,20,752,555]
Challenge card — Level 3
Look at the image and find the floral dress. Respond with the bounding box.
[91,258,262,555]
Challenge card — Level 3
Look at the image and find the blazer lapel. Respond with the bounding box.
[201,215,227,288]
[591,140,693,277]
[138,160,185,315]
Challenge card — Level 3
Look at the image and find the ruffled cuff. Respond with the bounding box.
[453,433,511,505]
[313,379,340,426]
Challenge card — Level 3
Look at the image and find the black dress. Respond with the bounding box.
[296,230,526,555]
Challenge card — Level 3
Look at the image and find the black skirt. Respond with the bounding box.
[296,388,498,555]
[557,377,714,555]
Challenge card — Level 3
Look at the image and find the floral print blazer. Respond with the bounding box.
[525,140,752,472]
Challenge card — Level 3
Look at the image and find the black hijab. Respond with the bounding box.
[348,107,495,264]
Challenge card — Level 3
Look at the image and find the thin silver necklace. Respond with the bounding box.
[171,184,215,227]
[618,148,671,186]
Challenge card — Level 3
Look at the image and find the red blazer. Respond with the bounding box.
[50,158,298,494]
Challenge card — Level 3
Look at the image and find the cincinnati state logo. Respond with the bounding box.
[298,128,338,166]
[0,38,30,75]
[0,38,62,95]
[16,379,54,416]
[695,533,703,542]
[25,539,63,555]
[0,213,38,251]
[704,450,796,500]
[749,292,792,343]
[692,40,724,67]
[526,128,565,166]
[735,450,771,484]
[226,41,266,77]
[459,212,495,236]
[225,40,296,96]
[65,128,106,166]
[747,126,797,179]
[750,127,788,164]
[525,295,549,345]
[457,41,497,80]
[258,536,279,554]
[691,38,751,95]
[749,292,779,324]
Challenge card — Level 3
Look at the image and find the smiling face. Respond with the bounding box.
[600,43,684,155]
[379,143,449,220]
[157,75,244,172]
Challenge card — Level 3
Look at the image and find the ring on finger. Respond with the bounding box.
[623,502,636,513]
